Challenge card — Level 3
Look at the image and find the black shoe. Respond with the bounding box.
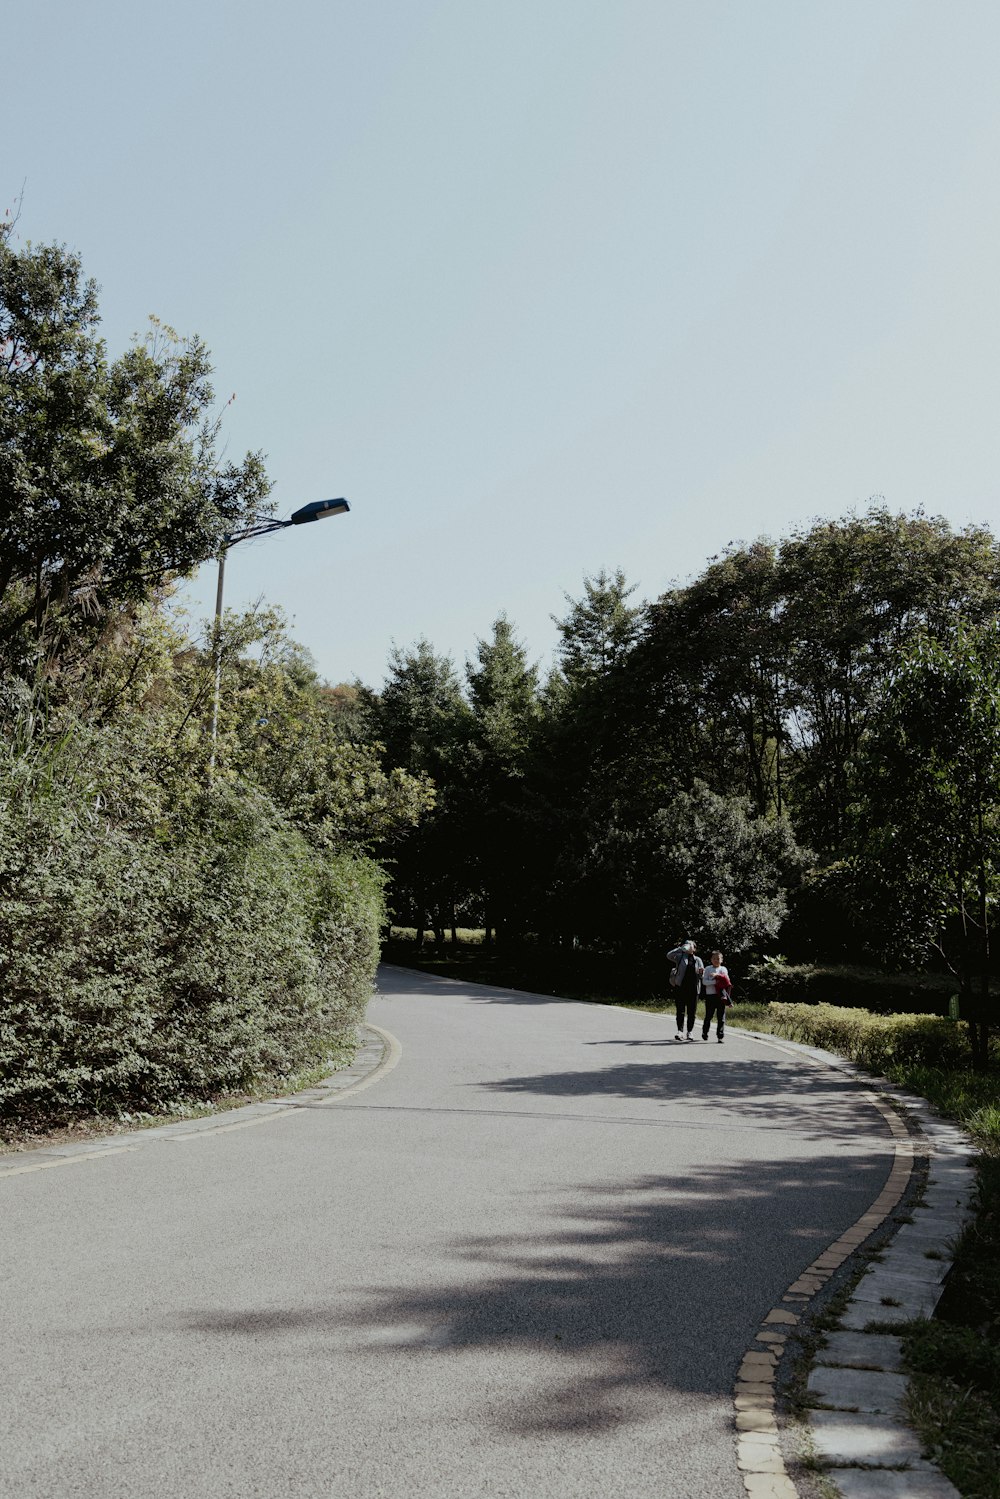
[717,1034,724,1043]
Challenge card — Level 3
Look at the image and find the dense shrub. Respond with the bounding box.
[744,958,960,1016]
[744,1001,979,1072]
[0,721,384,1127]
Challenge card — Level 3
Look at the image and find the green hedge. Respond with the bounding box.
[737,1001,983,1072]
[743,959,960,1016]
[0,726,384,1128]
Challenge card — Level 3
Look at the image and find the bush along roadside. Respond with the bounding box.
[0,719,386,1138]
[729,1000,1000,1498]
[742,957,969,1016]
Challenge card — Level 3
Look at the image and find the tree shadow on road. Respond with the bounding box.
[182,1154,889,1439]
[471,1057,892,1145]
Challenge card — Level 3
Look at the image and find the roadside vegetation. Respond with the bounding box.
[0,216,428,1141]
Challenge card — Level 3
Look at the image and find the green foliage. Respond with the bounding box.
[370,512,1000,988]
[567,782,808,962]
[906,1366,1000,1499]
[0,222,270,672]
[464,615,541,940]
[733,1000,979,1072]
[466,613,540,762]
[637,541,784,817]
[366,640,472,940]
[375,639,470,778]
[213,615,433,852]
[849,622,1000,1068]
[743,957,960,1014]
[906,1320,1000,1391]
[552,568,641,687]
[0,710,385,1127]
[0,220,420,1131]
[777,508,1000,851]
[629,507,1000,851]
[647,782,808,953]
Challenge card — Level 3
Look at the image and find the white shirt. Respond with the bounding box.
[702,964,729,995]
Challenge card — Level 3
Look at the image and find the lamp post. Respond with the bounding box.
[208,498,350,772]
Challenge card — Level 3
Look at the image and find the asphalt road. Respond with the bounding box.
[1,965,896,1498]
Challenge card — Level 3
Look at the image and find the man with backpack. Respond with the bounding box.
[667,939,704,1042]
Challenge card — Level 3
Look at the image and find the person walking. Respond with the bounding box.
[667,939,704,1042]
[701,950,732,1043]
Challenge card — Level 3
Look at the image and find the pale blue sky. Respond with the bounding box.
[7,2,1000,685]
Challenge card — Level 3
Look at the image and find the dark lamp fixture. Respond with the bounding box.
[290,498,350,524]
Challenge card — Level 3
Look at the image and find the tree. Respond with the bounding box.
[649,783,808,954]
[850,625,1000,1071]
[371,640,473,942]
[0,213,431,1131]
[552,568,641,687]
[0,223,269,670]
[467,614,540,760]
[627,509,1000,856]
[535,571,645,944]
[630,543,786,819]
[465,615,541,944]
[376,640,470,779]
[573,781,807,968]
[778,508,1000,854]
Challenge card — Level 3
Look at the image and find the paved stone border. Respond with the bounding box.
[0,1023,399,1181]
[734,1029,975,1499]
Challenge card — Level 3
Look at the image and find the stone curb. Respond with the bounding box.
[0,1024,394,1180]
[739,1028,974,1499]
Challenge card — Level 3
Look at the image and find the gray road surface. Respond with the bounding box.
[1,965,896,1498]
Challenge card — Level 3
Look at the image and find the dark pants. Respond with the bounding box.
[675,990,698,1033]
[702,995,726,1037]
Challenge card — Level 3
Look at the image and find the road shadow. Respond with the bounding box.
[472,1058,891,1144]
[181,1155,889,1438]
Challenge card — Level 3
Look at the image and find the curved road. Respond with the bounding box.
[2,965,897,1498]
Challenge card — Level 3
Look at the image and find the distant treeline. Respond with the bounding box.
[354,510,1000,1069]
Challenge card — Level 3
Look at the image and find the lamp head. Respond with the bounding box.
[290,498,350,525]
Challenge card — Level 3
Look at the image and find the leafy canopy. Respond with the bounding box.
[0,222,270,665]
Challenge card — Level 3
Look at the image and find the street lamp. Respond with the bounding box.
[208,498,350,771]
